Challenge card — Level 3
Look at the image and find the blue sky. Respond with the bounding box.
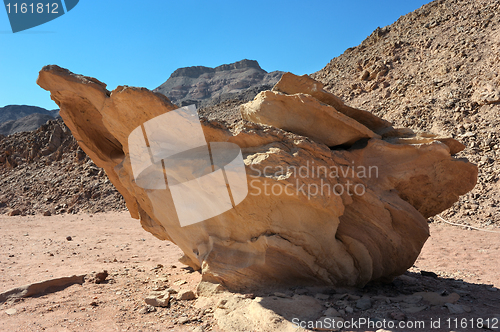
[0,0,430,110]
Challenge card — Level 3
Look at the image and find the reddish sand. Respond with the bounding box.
[1,212,499,331]
[415,222,500,288]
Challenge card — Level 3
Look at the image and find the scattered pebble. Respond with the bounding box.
[174,280,187,286]
[294,288,308,295]
[217,299,228,309]
[446,303,465,314]
[138,305,156,314]
[145,292,170,307]
[178,316,189,324]
[403,305,427,314]
[166,288,178,294]
[324,308,340,317]
[8,209,21,216]
[5,308,17,315]
[403,295,422,304]
[356,297,372,310]
[315,293,329,300]
[389,312,406,321]
[177,290,196,301]
[420,271,438,278]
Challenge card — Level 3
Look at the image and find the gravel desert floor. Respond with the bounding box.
[1,212,499,332]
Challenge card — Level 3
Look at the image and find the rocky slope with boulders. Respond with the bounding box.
[0,119,125,216]
[311,0,500,228]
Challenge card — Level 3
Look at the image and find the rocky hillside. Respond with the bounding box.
[154,59,283,107]
[312,0,500,228]
[0,120,125,216]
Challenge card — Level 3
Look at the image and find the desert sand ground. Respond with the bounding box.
[1,212,499,332]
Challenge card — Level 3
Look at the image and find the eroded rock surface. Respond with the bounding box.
[240,90,379,146]
[37,67,477,292]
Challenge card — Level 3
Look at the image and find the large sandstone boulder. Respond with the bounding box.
[240,90,380,146]
[272,72,393,134]
[37,67,477,292]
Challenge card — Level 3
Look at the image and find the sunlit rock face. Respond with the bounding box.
[37,67,477,291]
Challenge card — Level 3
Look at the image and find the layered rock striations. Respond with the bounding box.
[37,66,477,291]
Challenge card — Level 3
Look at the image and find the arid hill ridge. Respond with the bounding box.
[0,105,58,124]
[0,105,60,135]
[312,0,500,228]
[0,113,55,136]
[169,59,263,78]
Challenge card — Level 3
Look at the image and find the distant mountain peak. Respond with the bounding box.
[213,59,263,72]
[0,105,59,135]
[155,59,283,107]
[169,59,263,79]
